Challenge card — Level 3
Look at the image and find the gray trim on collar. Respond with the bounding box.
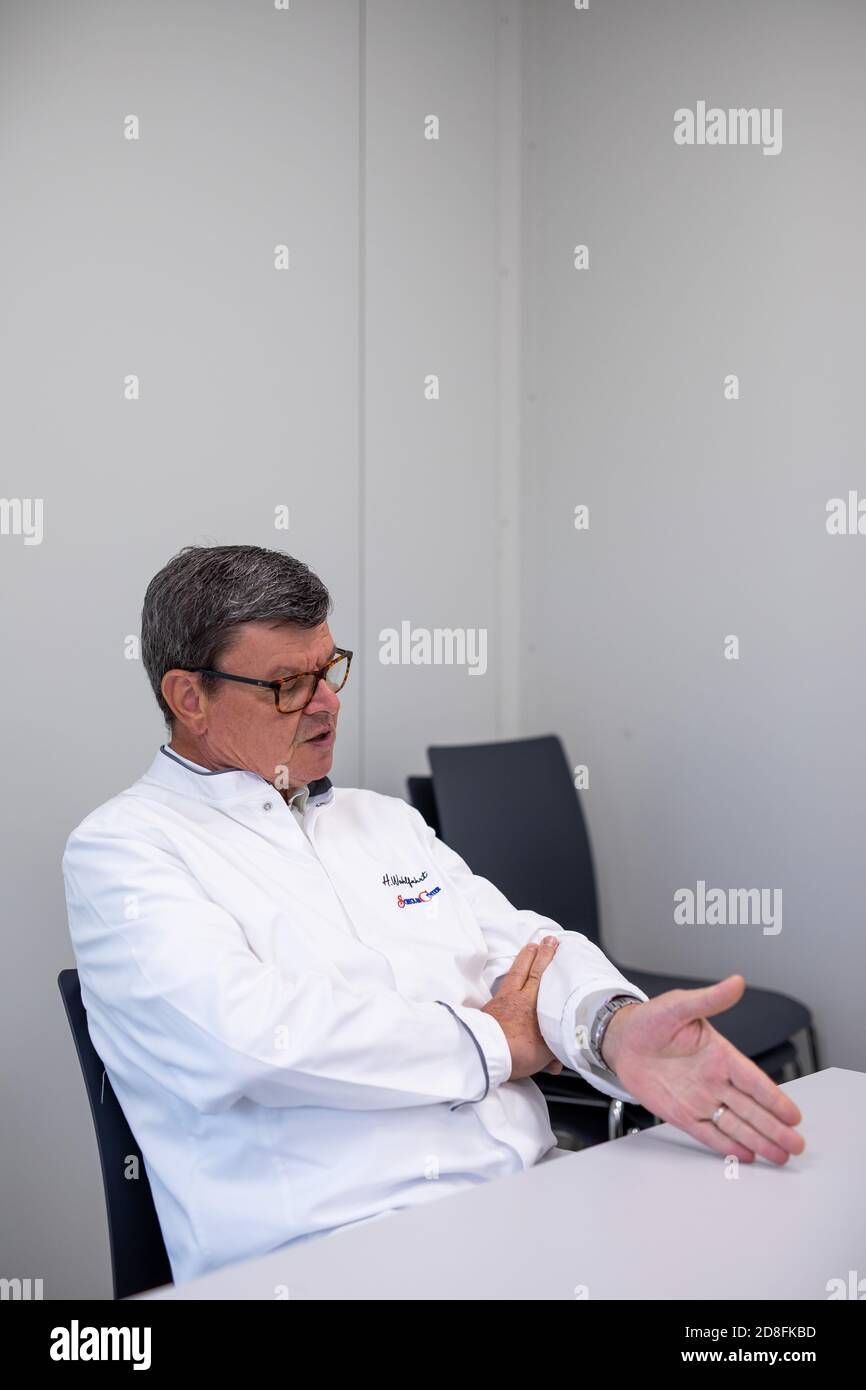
[159,745,242,776]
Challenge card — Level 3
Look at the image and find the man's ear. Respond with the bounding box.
[161,669,208,734]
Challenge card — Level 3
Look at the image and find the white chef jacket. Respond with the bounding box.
[62,745,648,1284]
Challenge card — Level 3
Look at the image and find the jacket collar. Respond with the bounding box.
[136,744,334,807]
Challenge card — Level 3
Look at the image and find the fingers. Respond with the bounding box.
[667,974,746,1025]
[496,941,542,995]
[498,937,560,995]
[672,1044,805,1165]
[678,1115,756,1164]
[717,1083,805,1163]
[728,1049,803,1128]
[524,936,560,992]
[544,1059,564,1075]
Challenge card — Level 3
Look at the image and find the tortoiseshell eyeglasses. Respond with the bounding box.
[189,648,352,714]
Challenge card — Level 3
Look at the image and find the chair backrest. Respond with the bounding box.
[406,774,442,837]
[57,968,173,1300]
[428,735,601,944]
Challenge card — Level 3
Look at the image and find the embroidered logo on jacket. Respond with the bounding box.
[397,886,441,908]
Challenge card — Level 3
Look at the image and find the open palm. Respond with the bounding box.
[606,975,806,1164]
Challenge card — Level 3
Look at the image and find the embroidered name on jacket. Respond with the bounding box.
[397,886,441,908]
[382,870,428,888]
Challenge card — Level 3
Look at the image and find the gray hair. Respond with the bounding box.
[141,545,332,727]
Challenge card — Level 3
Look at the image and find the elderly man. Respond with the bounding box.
[63,544,805,1284]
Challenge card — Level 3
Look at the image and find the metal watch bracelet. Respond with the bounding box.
[588,994,642,1072]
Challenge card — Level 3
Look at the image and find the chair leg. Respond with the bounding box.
[608,1099,624,1141]
[792,1025,820,1077]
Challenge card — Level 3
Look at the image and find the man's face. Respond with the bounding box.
[184,620,341,789]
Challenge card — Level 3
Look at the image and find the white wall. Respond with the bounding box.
[520,0,866,1076]
[363,0,521,789]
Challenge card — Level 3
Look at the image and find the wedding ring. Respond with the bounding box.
[710,1104,727,1126]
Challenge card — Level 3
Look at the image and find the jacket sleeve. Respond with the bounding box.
[423,818,649,1103]
[62,824,513,1115]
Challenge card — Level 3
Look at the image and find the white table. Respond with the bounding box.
[137,1068,865,1300]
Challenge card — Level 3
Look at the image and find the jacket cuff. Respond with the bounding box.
[435,1000,513,1104]
[540,975,649,1104]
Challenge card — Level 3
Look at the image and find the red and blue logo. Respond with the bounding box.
[397,886,442,908]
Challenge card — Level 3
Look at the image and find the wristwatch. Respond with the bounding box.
[588,994,642,1072]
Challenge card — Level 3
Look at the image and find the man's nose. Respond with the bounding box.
[306,679,340,716]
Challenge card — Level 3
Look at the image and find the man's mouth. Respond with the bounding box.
[304,727,334,746]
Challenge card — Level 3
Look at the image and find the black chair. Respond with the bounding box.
[407,774,442,838]
[57,969,173,1300]
[410,736,817,1131]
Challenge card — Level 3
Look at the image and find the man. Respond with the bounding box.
[63,544,805,1285]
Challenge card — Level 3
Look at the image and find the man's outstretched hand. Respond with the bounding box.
[601,974,806,1165]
